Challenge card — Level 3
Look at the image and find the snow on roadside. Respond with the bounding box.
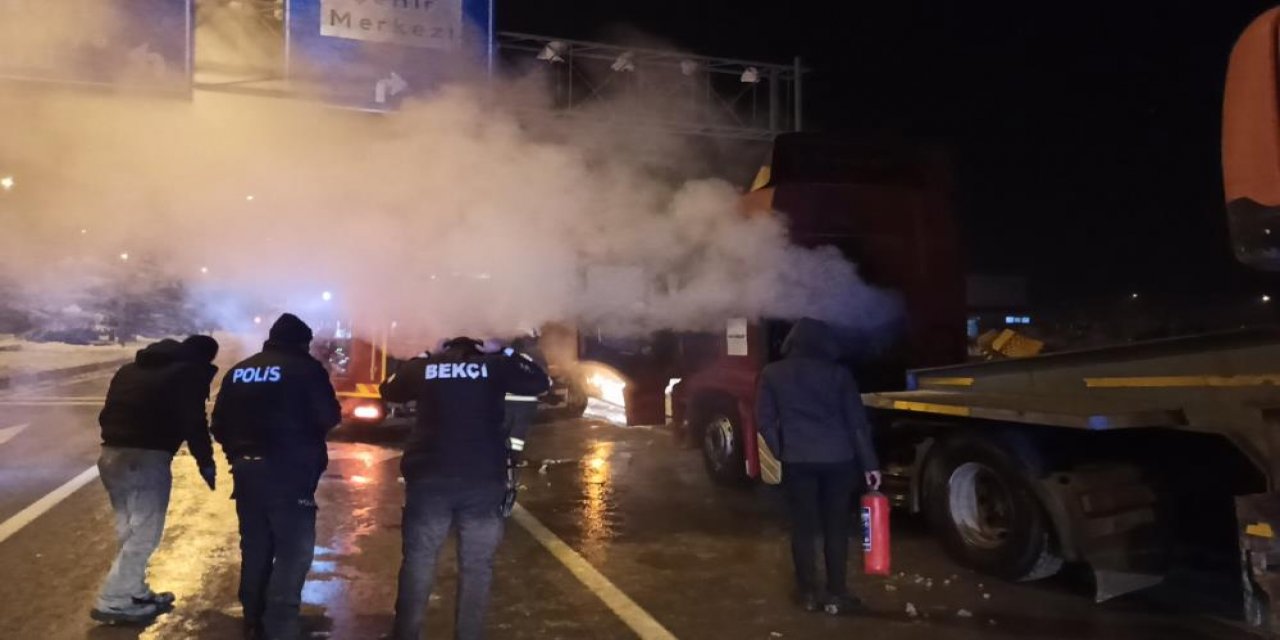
[0,338,135,379]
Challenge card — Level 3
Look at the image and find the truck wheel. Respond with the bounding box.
[696,402,748,485]
[924,438,1063,581]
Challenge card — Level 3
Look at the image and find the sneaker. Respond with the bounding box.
[90,601,162,625]
[133,591,176,608]
[823,595,864,616]
[795,591,821,613]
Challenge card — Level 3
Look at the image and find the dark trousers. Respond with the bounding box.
[232,460,318,640]
[783,462,858,598]
[392,479,506,640]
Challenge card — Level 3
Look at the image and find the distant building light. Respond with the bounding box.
[1130,293,1139,300]
[1004,316,1032,325]
[1264,295,1272,304]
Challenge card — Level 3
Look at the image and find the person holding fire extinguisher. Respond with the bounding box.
[757,318,882,616]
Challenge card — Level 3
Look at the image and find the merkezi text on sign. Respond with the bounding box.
[320,0,462,50]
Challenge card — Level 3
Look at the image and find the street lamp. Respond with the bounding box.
[0,176,14,191]
[321,291,333,302]
[119,252,130,262]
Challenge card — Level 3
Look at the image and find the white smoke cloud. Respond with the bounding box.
[0,3,901,351]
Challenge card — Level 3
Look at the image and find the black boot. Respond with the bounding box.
[823,594,864,616]
[795,590,821,613]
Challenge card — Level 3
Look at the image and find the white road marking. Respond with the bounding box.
[0,423,28,445]
[511,504,678,640]
[0,465,99,545]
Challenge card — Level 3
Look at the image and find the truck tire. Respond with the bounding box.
[694,399,749,485]
[923,436,1064,582]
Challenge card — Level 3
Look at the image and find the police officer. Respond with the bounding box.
[384,336,550,640]
[212,313,341,640]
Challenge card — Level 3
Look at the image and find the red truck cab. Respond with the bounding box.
[590,134,965,482]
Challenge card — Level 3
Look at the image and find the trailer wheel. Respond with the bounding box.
[694,400,748,485]
[924,437,1063,581]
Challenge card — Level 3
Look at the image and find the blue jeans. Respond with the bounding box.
[392,479,506,640]
[232,459,318,640]
[96,447,173,610]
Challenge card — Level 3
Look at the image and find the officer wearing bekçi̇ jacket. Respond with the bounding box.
[382,336,550,640]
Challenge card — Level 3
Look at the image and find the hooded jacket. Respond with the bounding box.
[756,318,880,470]
[99,339,218,468]
[382,340,551,483]
[211,315,341,499]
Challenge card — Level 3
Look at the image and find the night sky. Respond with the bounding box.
[500,1,1279,301]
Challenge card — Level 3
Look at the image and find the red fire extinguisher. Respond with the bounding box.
[862,491,891,576]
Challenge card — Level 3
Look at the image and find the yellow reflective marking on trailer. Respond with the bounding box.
[919,377,975,387]
[890,400,971,417]
[1084,375,1280,388]
[1247,522,1276,539]
[337,383,382,399]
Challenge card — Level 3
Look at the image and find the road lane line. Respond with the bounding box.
[511,504,678,640]
[0,423,28,445]
[0,465,99,545]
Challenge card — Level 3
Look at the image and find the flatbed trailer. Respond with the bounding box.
[864,329,1278,613]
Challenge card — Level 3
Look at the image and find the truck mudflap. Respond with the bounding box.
[1038,465,1167,602]
[1237,493,1280,632]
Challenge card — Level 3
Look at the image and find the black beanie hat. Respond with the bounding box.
[182,335,219,363]
[269,313,314,345]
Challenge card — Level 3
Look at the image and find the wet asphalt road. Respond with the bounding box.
[0,372,1260,640]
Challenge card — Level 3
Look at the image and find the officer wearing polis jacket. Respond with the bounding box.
[212,313,341,640]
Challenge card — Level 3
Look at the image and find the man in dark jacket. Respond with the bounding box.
[383,336,550,640]
[212,314,341,640]
[757,318,882,615]
[93,335,220,624]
